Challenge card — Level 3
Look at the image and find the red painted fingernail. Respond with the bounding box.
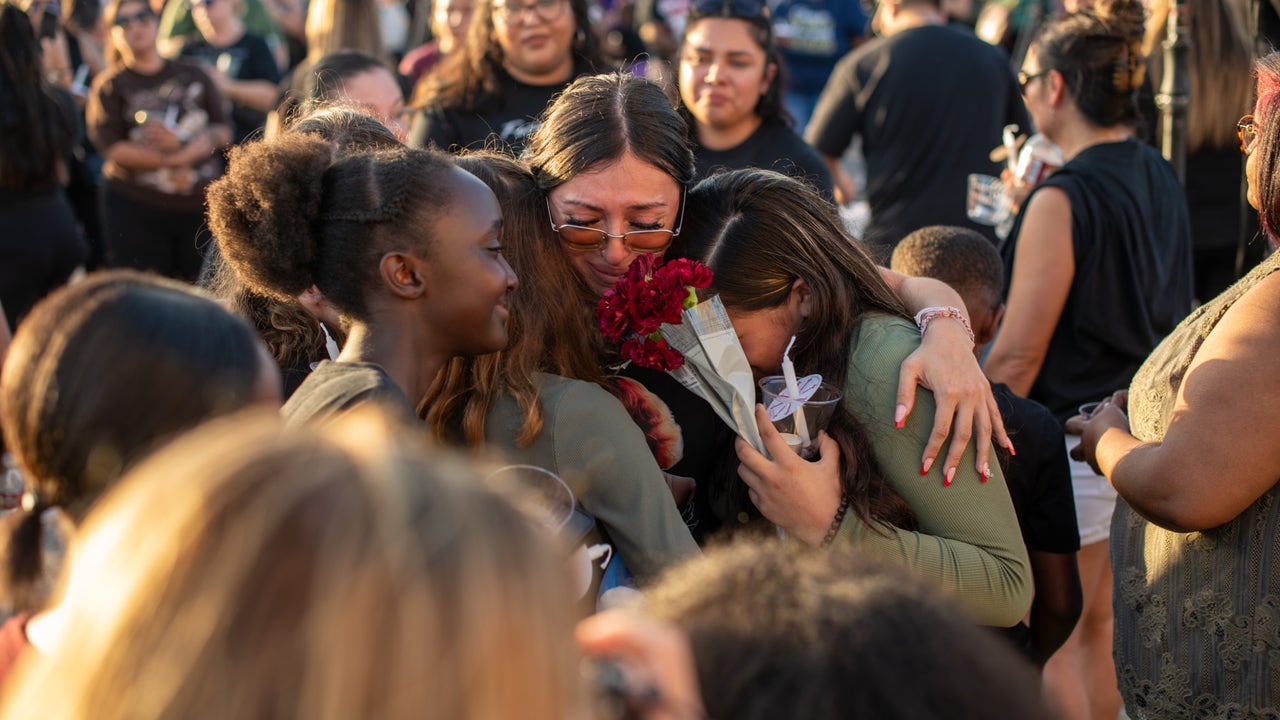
[943,475,952,487]
[981,465,990,483]
[1009,444,1017,457]
[945,467,956,486]
[920,465,928,476]
[894,404,907,429]
[921,457,934,475]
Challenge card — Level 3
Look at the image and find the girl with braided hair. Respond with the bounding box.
[206,136,517,426]
[983,0,1194,716]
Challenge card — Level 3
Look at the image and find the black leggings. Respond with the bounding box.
[101,183,208,282]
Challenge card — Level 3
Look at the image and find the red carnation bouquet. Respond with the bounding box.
[597,255,713,371]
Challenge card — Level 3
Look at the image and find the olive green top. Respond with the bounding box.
[484,373,699,581]
[836,313,1033,627]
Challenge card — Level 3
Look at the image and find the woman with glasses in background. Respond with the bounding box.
[677,0,832,200]
[982,0,1193,717]
[407,0,601,155]
[86,0,230,281]
[1070,52,1280,718]
[524,72,1014,541]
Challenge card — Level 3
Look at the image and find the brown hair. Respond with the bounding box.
[524,71,695,192]
[1032,0,1147,128]
[424,151,607,445]
[0,270,266,614]
[672,168,915,528]
[1143,0,1253,152]
[413,0,600,113]
[0,410,583,720]
[645,541,1056,719]
[206,134,457,322]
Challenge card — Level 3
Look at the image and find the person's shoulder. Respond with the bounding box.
[849,312,919,372]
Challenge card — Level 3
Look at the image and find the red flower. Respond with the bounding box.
[621,336,685,371]
[596,256,714,371]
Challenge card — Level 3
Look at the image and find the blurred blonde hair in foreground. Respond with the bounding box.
[0,410,582,720]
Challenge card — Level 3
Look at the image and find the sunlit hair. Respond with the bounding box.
[1143,0,1252,152]
[1252,52,1280,244]
[0,270,266,615]
[671,168,915,527]
[1032,0,1147,127]
[207,134,457,321]
[524,71,696,192]
[207,108,397,382]
[300,51,392,116]
[0,410,582,720]
[414,0,600,113]
[424,151,606,445]
[303,0,383,66]
[645,541,1054,719]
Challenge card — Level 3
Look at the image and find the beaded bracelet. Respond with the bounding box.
[819,494,851,548]
[914,305,975,345]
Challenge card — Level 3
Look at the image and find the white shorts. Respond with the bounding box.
[1066,434,1118,546]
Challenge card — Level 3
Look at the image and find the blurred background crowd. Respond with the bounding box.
[3,0,1280,716]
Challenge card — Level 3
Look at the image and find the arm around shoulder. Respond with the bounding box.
[840,318,1033,626]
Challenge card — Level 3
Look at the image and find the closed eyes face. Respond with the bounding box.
[547,152,683,298]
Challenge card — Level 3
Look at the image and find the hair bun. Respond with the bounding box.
[206,134,337,301]
[1093,0,1146,43]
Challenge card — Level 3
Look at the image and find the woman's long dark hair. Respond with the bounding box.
[0,4,74,191]
[672,168,916,529]
[414,0,602,113]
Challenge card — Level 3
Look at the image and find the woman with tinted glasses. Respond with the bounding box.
[981,0,1193,716]
[677,0,832,200]
[86,0,230,281]
[524,72,1014,540]
[407,0,601,155]
[1069,50,1280,718]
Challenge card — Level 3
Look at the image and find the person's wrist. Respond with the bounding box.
[915,306,975,346]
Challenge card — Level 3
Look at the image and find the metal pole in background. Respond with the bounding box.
[1156,0,1191,183]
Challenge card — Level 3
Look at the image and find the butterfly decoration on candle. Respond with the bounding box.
[766,373,822,422]
[597,255,713,371]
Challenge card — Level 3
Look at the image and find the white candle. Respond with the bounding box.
[781,336,811,449]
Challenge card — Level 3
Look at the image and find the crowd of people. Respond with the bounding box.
[0,0,1276,715]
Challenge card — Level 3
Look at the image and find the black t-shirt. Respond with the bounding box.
[694,117,834,202]
[408,68,572,156]
[1000,139,1194,423]
[180,32,280,144]
[806,24,1028,262]
[992,383,1079,554]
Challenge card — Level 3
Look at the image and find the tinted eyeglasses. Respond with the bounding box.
[113,9,155,26]
[1239,114,1260,155]
[548,189,686,254]
[492,0,566,24]
[1017,70,1048,95]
